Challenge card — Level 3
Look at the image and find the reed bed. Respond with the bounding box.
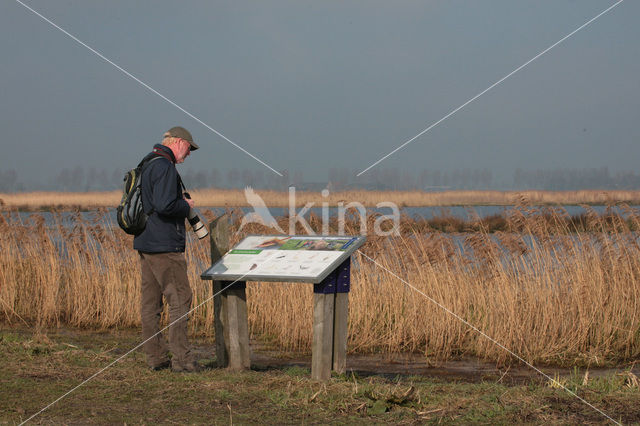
[2,189,640,210]
[1,205,639,367]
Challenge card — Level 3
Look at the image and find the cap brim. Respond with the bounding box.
[188,141,199,151]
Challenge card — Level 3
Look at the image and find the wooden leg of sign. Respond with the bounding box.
[212,281,250,371]
[332,257,351,375]
[312,292,335,381]
[332,292,348,374]
[225,286,251,371]
[211,215,232,368]
[213,281,228,368]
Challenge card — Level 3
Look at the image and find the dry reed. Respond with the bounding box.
[2,189,640,210]
[1,204,639,367]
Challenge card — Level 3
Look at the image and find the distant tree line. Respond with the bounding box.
[330,168,493,191]
[0,167,295,192]
[53,167,125,191]
[331,167,640,191]
[1,166,639,192]
[0,169,22,192]
[512,167,640,190]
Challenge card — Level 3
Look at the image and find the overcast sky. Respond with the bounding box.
[1,0,638,188]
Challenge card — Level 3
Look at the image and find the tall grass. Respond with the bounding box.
[2,189,640,210]
[1,204,639,366]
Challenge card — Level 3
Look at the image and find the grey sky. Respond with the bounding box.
[1,0,638,188]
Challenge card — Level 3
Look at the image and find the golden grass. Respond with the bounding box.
[2,189,640,209]
[1,205,639,366]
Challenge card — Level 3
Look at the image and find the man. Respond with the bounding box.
[133,126,201,372]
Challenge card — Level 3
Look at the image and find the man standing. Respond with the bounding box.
[134,126,201,372]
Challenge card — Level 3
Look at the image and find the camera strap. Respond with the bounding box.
[152,147,174,163]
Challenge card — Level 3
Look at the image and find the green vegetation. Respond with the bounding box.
[2,328,638,424]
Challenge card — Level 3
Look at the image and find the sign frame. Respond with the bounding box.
[200,234,366,283]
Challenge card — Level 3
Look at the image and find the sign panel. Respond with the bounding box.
[201,235,366,283]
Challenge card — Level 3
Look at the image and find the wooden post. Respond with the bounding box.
[332,292,348,374]
[211,215,229,368]
[311,292,335,381]
[333,258,350,375]
[311,258,351,380]
[212,281,228,368]
[224,284,251,370]
[210,214,250,370]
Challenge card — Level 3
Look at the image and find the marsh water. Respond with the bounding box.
[10,204,640,227]
[8,204,639,275]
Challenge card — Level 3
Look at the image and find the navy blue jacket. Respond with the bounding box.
[133,144,191,253]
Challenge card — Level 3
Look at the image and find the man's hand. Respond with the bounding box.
[184,197,195,209]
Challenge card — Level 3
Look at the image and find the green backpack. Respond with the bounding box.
[116,156,162,235]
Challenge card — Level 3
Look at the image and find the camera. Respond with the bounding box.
[183,192,209,240]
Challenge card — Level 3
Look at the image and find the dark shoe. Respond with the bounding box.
[150,360,171,371]
[171,360,202,373]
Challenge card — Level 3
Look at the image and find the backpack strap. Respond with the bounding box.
[177,173,186,192]
[138,151,166,169]
[142,151,186,191]
[139,155,163,172]
[139,150,188,215]
[138,155,163,216]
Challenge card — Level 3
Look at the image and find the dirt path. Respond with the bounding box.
[195,339,639,386]
[21,326,640,384]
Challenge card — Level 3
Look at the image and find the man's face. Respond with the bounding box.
[174,139,192,164]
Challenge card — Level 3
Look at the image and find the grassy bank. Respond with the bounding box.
[2,188,640,210]
[2,205,640,367]
[1,328,638,424]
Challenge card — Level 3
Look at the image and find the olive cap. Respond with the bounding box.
[165,126,199,151]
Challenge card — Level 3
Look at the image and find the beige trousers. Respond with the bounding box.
[139,251,193,368]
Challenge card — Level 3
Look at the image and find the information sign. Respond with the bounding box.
[201,235,366,283]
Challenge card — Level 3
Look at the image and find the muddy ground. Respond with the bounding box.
[2,326,639,425]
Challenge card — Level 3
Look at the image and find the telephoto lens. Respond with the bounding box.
[188,209,209,239]
[183,192,209,239]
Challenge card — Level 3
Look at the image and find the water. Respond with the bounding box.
[10,204,640,227]
[7,206,638,275]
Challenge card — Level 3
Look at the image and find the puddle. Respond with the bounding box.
[193,339,638,385]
